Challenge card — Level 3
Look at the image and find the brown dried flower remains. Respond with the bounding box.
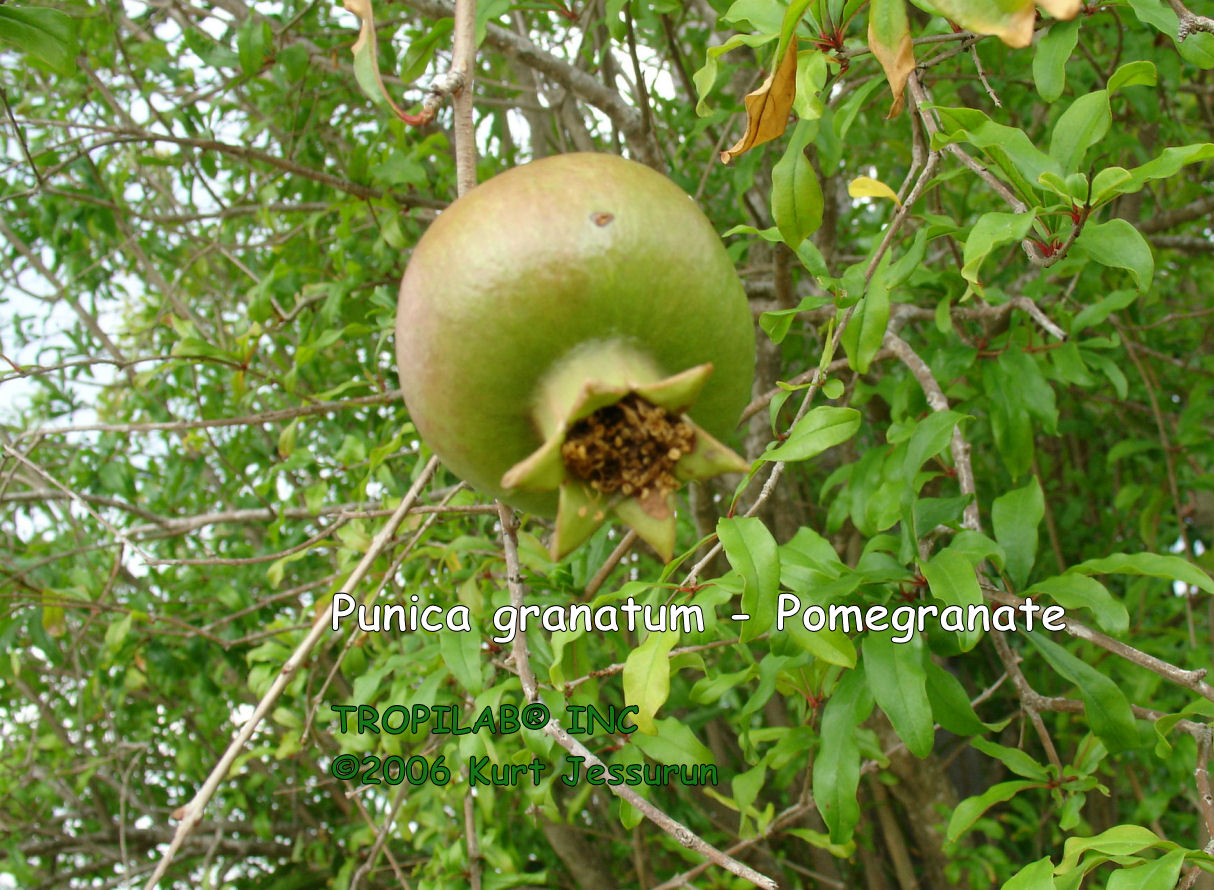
[561,394,696,502]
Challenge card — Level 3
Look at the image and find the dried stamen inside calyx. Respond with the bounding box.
[560,394,695,502]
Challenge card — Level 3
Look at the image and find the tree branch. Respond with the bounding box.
[401,0,656,166]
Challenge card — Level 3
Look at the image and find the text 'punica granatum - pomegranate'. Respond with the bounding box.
[395,153,755,560]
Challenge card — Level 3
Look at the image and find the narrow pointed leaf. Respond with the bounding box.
[947,780,1040,842]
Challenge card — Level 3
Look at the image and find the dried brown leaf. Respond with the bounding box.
[720,41,798,164]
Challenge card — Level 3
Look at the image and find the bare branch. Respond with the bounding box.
[883,332,980,531]
[1166,0,1214,39]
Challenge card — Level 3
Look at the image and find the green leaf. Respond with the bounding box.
[1082,349,1127,399]
[785,827,854,858]
[1049,90,1111,173]
[1033,18,1079,102]
[717,517,780,641]
[691,665,756,704]
[840,272,890,374]
[1026,574,1128,635]
[962,211,1037,292]
[947,780,1039,843]
[1126,0,1214,67]
[605,0,629,40]
[1072,219,1154,291]
[772,119,824,248]
[992,478,1044,591]
[760,294,831,344]
[277,419,299,460]
[903,410,967,480]
[629,717,714,765]
[925,660,1000,736]
[398,18,454,85]
[983,360,1034,478]
[1106,849,1185,890]
[933,106,1062,187]
[922,546,984,651]
[0,6,78,75]
[1118,143,1214,197]
[346,0,420,122]
[814,668,874,843]
[776,0,815,60]
[1057,824,1167,873]
[723,0,786,33]
[1002,857,1058,890]
[1024,629,1140,752]
[1068,552,1214,594]
[1069,288,1137,334]
[949,529,1007,570]
[731,762,767,816]
[473,0,511,46]
[970,737,1050,781]
[1089,166,1133,205]
[693,32,775,115]
[793,49,829,121]
[439,626,483,695]
[864,632,933,757]
[740,652,791,718]
[784,615,857,667]
[763,406,862,463]
[237,17,269,76]
[1000,346,1059,433]
[622,629,679,734]
[1107,60,1157,95]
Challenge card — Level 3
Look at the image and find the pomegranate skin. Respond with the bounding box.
[396,153,754,518]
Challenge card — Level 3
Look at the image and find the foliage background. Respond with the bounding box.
[2,0,1214,888]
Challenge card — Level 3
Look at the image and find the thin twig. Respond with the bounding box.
[1,86,43,185]
[970,45,1001,108]
[882,333,980,531]
[584,530,638,598]
[17,390,402,439]
[983,586,1214,705]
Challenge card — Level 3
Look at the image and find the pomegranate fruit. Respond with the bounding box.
[395,153,754,560]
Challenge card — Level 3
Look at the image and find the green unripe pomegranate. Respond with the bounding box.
[396,153,755,560]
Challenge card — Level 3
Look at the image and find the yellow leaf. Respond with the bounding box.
[720,41,798,164]
[928,0,1036,48]
[848,176,901,205]
[1036,0,1081,20]
[928,0,1080,48]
